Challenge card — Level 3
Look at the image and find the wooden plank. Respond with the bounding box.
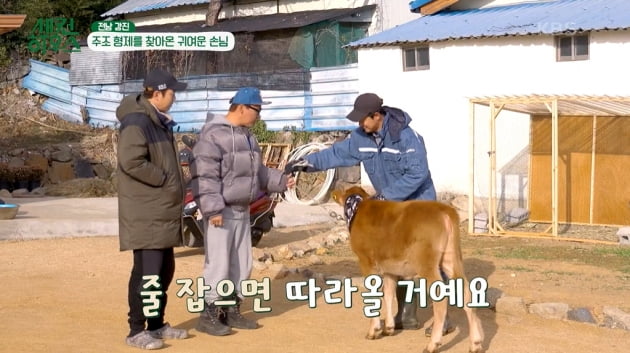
[468,232,619,246]
[420,0,460,15]
[259,143,292,170]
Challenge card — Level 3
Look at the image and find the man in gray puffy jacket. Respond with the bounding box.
[190,87,294,336]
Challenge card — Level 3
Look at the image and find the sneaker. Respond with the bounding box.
[126,331,164,350]
[149,322,189,339]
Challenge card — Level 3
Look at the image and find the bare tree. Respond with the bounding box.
[205,0,223,27]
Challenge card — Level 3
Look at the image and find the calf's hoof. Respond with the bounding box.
[365,329,382,340]
[469,343,484,353]
[383,326,395,336]
[423,342,441,353]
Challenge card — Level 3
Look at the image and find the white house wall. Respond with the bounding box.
[356,30,630,199]
[127,0,418,35]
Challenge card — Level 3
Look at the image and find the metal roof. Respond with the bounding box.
[470,95,630,117]
[132,5,375,33]
[103,0,210,17]
[348,0,630,48]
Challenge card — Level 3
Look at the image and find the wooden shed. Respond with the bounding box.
[469,95,630,237]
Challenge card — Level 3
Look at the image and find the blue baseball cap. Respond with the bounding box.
[230,87,271,105]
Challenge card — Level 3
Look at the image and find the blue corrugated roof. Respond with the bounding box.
[102,0,210,17]
[349,0,630,47]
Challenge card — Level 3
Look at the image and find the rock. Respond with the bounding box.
[495,296,527,316]
[274,245,292,260]
[306,239,322,250]
[48,161,75,183]
[9,148,24,157]
[92,164,111,179]
[603,306,630,330]
[8,157,24,168]
[325,234,340,247]
[617,227,630,245]
[307,255,324,266]
[74,158,95,178]
[567,307,597,324]
[252,248,265,261]
[486,287,505,309]
[528,302,569,320]
[12,88,20,95]
[315,247,328,256]
[30,187,46,196]
[252,260,267,271]
[252,248,273,262]
[51,149,73,163]
[0,189,11,198]
[25,154,49,171]
[11,188,30,197]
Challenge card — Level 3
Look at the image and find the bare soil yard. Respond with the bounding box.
[1,229,628,353]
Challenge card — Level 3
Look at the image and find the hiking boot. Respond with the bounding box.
[196,302,232,336]
[225,297,258,329]
[126,330,164,350]
[149,322,189,340]
[394,285,419,330]
[424,315,456,337]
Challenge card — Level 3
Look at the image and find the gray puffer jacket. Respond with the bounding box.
[190,114,288,218]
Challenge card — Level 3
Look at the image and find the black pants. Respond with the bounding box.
[127,248,175,337]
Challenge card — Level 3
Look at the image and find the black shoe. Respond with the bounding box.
[424,315,455,337]
[196,302,232,336]
[394,285,419,330]
[225,298,258,329]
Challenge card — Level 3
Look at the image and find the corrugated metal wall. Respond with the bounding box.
[70,48,122,85]
[22,59,359,132]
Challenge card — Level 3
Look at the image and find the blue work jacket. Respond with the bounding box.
[305,107,436,201]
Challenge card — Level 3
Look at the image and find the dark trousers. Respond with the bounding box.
[127,248,175,337]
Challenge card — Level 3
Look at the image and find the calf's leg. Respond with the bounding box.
[381,274,397,336]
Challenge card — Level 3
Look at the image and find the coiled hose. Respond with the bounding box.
[283,142,336,205]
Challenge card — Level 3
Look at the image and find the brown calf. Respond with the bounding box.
[331,186,484,353]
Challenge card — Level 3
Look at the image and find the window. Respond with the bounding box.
[556,34,589,61]
[402,46,430,71]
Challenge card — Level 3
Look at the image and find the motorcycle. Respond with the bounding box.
[179,135,278,248]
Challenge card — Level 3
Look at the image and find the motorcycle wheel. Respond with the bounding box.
[251,228,264,247]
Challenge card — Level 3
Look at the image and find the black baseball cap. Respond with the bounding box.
[143,69,187,91]
[346,93,384,122]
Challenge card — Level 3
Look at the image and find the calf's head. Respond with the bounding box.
[331,186,370,206]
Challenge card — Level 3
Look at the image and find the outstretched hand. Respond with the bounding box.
[284,158,316,174]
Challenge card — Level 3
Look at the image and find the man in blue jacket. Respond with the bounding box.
[287,93,453,336]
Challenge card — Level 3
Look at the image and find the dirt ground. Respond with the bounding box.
[1,225,629,353]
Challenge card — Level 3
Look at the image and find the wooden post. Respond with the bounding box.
[589,115,597,224]
[551,100,559,236]
[469,101,475,234]
[488,103,503,234]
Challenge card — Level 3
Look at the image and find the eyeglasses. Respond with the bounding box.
[247,105,261,113]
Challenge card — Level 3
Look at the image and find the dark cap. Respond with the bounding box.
[346,93,383,122]
[143,69,187,91]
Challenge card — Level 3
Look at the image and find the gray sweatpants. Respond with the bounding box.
[202,206,252,304]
